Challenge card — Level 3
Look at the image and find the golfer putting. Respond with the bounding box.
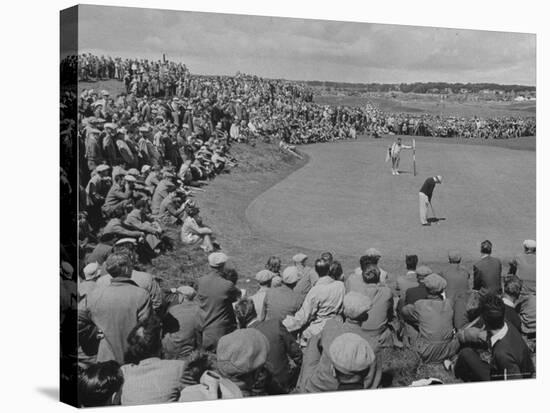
[419,175,442,226]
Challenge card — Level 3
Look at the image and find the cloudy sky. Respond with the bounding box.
[78,5,536,85]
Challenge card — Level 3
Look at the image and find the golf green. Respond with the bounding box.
[245,137,535,262]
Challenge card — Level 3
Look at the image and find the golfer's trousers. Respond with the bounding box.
[419,192,430,224]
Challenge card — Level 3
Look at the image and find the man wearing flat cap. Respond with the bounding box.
[404,265,433,305]
[292,253,319,300]
[249,269,275,321]
[508,239,536,295]
[440,250,471,302]
[162,285,202,360]
[419,175,442,226]
[197,252,241,351]
[401,273,460,363]
[263,266,303,322]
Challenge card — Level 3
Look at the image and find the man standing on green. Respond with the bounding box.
[419,175,442,226]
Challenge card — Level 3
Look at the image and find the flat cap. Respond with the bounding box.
[140,165,151,174]
[115,238,137,246]
[448,250,462,263]
[435,175,443,183]
[292,253,308,263]
[127,168,140,176]
[365,248,381,257]
[329,333,375,375]
[523,239,536,249]
[255,269,275,283]
[343,292,373,320]
[95,164,110,173]
[424,273,447,294]
[208,252,228,267]
[281,266,300,284]
[216,329,270,377]
[415,265,433,277]
[83,262,101,281]
[123,174,137,182]
[175,285,196,299]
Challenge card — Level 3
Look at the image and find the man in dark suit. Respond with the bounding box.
[235,298,302,394]
[473,240,502,294]
[404,265,432,305]
[453,294,534,382]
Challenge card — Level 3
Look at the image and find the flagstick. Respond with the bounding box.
[413,139,416,176]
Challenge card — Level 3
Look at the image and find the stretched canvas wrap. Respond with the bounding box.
[60,4,536,408]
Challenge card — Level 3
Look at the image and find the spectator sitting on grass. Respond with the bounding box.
[180,204,214,252]
[77,360,124,407]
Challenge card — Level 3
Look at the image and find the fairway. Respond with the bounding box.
[245,137,535,263]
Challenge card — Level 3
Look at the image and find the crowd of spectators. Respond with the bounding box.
[60,54,536,407]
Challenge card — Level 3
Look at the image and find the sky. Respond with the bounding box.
[78,5,536,86]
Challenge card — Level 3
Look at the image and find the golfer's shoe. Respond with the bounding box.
[422,223,431,226]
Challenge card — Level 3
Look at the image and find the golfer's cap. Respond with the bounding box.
[141,165,151,174]
[208,252,228,267]
[523,239,536,249]
[365,248,381,257]
[292,253,308,263]
[123,175,137,183]
[174,285,196,299]
[435,175,443,183]
[127,168,140,176]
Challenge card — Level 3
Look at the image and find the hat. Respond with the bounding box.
[415,265,433,277]
[127,168,140,176]
[104,123,117,130]
[365,248,381,257]
[523,239,536,249]
[174,285,196,300]
[101,89,110,96]
[435,175,443,183]
[292,253,308,263]
[123,175,137,182]
[95,164,110,173]
[83,262,101,281]
[87,128,101,135]
[423,273,447,294]
[447,250,462,263]
[61,261,74,279]
[255,269,275,283]
[141,165,151,174]
[208,252,228,268]
[343,292,373,320]
[138,126,149,133]
[281,266,300,284]
[115,238,137,246]
[329,333,375,375]
[216,329,270,377]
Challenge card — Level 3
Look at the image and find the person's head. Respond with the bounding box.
[105,253,133,279]
[265,256,282,274]
[281,266,299,288]
[328,260,343,281]
[405,254,418,271]
[434,175,443,184]
[315,258,331,278]
[423,273,447,296]
[216,329,270,385]
[124,316,163,364]
[77,361,123,407]
[397,137,402,144]
[292,253,308,267]
[329,333,375,385]
[174,285,196,303]
[113,173,125,185]
[185,204,200,217]
[523,239,536,254]
[255,269,274,288]
[364,248,382,264]
[362,264,381,284]
[134,199,148,213]
[503,275,523,302]
[208,252,228,271]
[343,292,372,323]
[480,240,493,255]
[448,251,462,264]
[234,298,258,328]
[415,265,433,283]
[480,293,505,332]
[320,251,334,265]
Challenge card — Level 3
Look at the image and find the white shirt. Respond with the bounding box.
[490,322,509,348]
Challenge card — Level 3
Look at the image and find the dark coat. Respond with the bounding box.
[473,256,502,293]
[490,324,534,380]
